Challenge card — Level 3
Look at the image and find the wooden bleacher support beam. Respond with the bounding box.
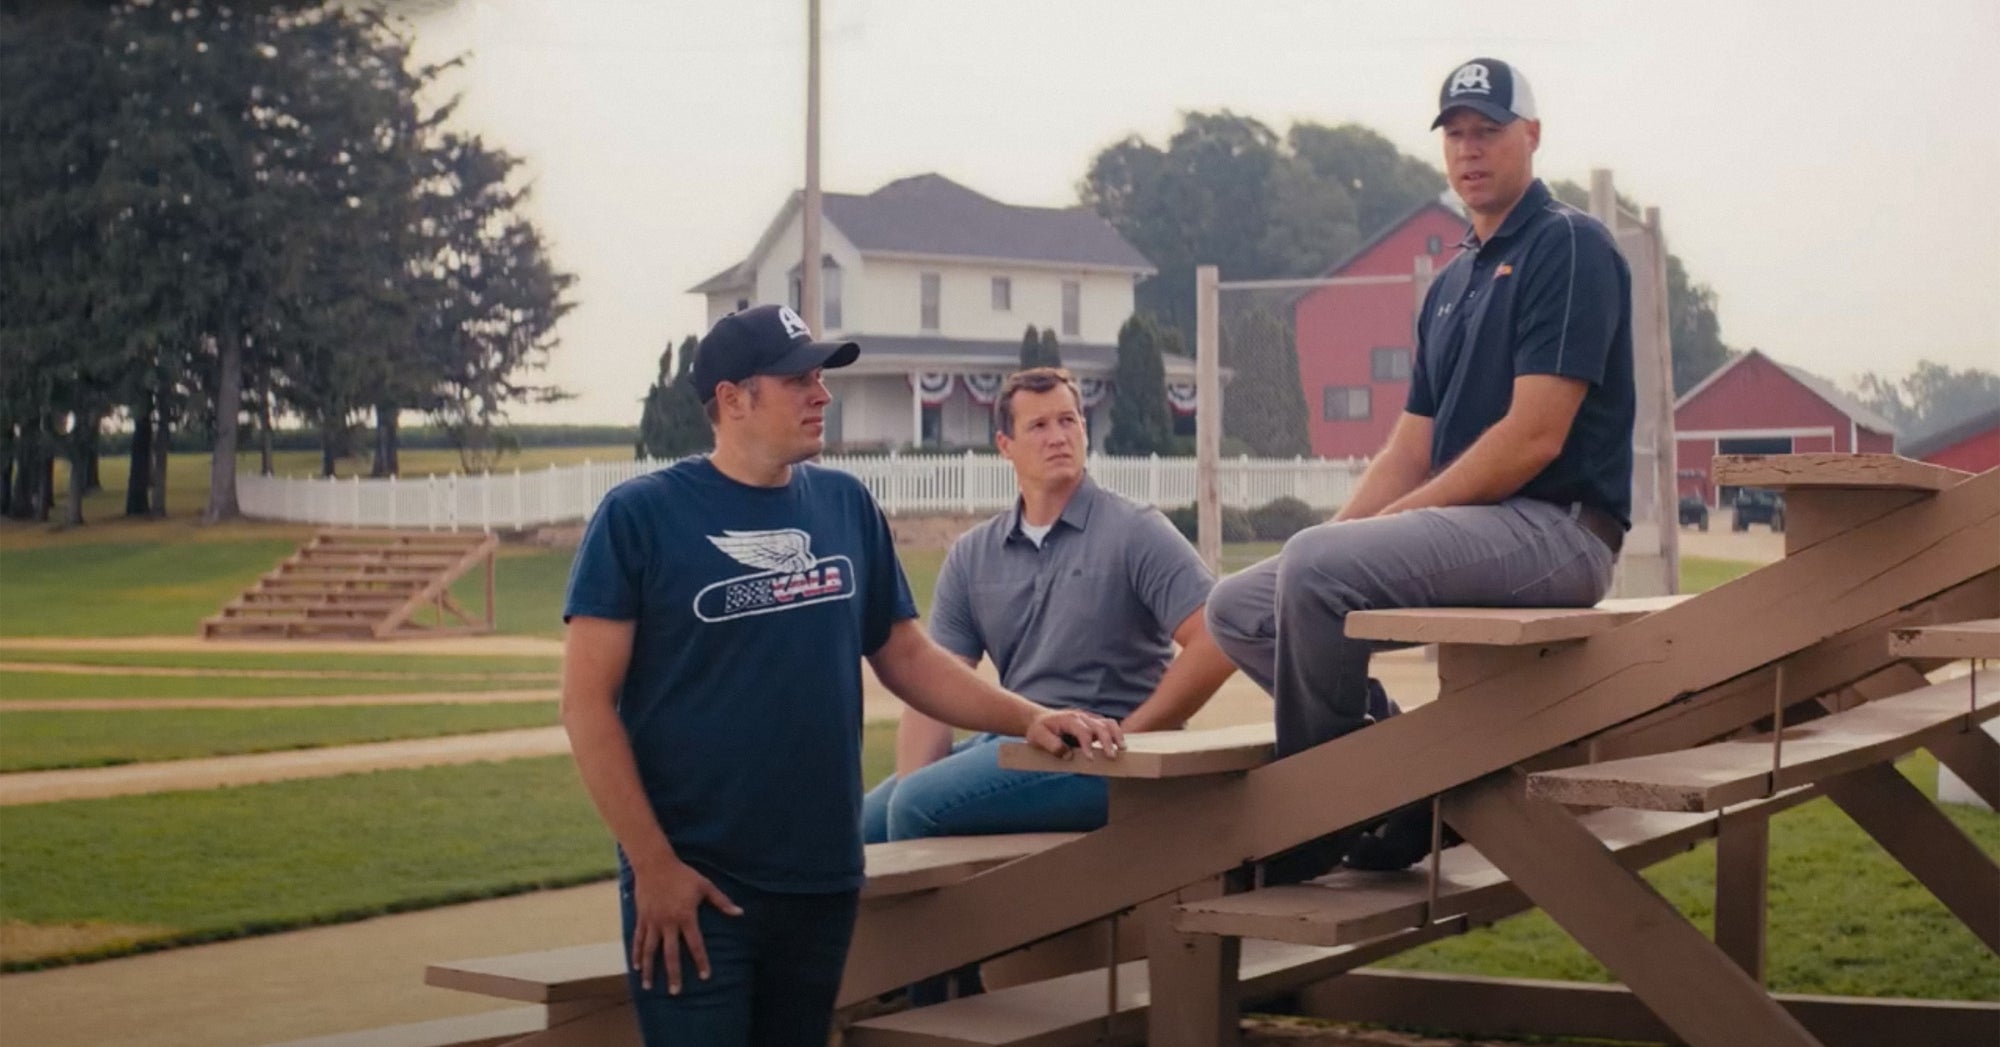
[1293,970,2000,1047]
[1819,762,2000,953]
[1713,808,1770,983]
[1141,876,1236,1047]
[835,469,2000,1006]
[1442,774,1821,1047]
[1929,728,2000,810]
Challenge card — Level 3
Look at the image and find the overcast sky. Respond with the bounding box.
[404,0,1999,426]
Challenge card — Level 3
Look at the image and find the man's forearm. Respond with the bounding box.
[1121,629,1238,733]
[872,628,1044,737]
[1336,443,1431,521]
[1383,419,1556,513]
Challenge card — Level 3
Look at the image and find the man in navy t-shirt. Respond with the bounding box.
[562,305,1124,1046]
[1207,58,1635,879]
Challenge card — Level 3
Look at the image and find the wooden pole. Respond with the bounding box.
[1196,265,1221,572]
[1646,206,1682,592]
[801,0,822,335]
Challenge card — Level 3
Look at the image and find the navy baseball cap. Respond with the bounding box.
[692,304,859,403]
[1431,57,1538,129]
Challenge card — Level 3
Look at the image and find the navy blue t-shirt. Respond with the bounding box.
[1408,179,1636,525]
[563,457,916,893]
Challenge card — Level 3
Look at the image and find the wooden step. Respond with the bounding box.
[844,937,1426,1047]
[1170,794,1810,948]
[261,573,433,588]
[297,552,464,568]
[425,834,1083,1006]
[1526,674,1997,812]
[237,592,410,607]
[220,605,391,620]
[266,1005,549,1047]
[1890,618,2000,660]
[1345,595,1689,646]
[1712,453,1968,492]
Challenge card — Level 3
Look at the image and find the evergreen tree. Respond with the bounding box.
[1106,314,1172,455]
[639,336,711,459]
[1019,326,1062,370]
[1221,309,1310,456]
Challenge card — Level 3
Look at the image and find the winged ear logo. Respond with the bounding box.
[696,529,855,622]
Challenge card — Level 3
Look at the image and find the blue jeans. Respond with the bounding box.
[861,732,1109,844]
[619,859,858,1046]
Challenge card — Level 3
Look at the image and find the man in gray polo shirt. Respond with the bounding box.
[862,368,1237,849]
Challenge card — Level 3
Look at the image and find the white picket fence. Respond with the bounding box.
[236,452,1369,532]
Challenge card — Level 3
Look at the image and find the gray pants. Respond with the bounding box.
[1207,498,1616,757]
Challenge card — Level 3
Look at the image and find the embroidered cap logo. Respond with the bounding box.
[776,306,812,341]
[1449,63,1492,96]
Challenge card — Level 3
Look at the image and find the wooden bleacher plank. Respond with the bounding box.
[1527,674,1998,811]
[207,529,499,640]
[1171,794,1812,947]
[1890,617,2000,659]
[859,833,1082,898]
[425,835,1083,1005]
[998,723,1274,779]
[1712,452,1968,492]
[1345,595,1687,646]
[267,1006,551,1047]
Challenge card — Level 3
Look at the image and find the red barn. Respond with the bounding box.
[1899,403,2000,474]
[1293,202,1467,459]
[1673,348,1897,504]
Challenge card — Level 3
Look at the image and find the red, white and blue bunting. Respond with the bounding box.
[911,372,957,406]
[1078,377,1109,409]
[1167,382,1200,416]
[962,373,1006,406]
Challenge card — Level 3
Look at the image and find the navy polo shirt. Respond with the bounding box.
[1408,179,1636,525]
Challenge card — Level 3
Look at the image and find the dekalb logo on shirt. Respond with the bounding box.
[695,528,855,622]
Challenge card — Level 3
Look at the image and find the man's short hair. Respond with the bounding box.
[995,367,1083,437]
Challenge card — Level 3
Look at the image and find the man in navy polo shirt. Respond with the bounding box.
[1206,57,1634,878]
[561,305,1124,1046]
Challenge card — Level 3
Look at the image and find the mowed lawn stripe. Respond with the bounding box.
[0,670,550,701]
[0,649,562,674]
[0,703,561,772]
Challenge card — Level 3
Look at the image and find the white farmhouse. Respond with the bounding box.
[690,174,1196,450]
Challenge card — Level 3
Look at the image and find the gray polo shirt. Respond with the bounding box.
[929,476,1214,719]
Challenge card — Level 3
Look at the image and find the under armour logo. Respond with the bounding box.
[777,306,812,340]
[1449,63,1492,96]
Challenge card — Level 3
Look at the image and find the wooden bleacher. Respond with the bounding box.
[205,530,500,640]
[284,456,2000,1047]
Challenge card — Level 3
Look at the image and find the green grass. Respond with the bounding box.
[0,670,551,701]
[0,721,898,969]
[1682,554,1758,592]
[0,649,559,674]
[1383,753,2000,1001]
[0,703,560,771]
[0,538,304,636]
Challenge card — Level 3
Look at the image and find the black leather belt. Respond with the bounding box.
[1570,502,1625,555]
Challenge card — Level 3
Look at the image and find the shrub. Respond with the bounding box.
[1248,496,1319,542]
[1165,504,1253,544]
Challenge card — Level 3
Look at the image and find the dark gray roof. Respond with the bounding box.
[1898,402,2000,459]
[822,174,1151,270]
[856,334,1120,369]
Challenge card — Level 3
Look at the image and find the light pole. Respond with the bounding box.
[800,0,823,336]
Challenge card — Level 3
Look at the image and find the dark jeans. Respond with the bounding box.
[619,860,859,1046]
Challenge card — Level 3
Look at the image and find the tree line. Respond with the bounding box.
[0,0,572,526]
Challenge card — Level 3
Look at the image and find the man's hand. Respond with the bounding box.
[1023,708,1124,760]
[627,857,743,995]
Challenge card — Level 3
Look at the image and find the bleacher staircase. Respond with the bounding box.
[204,530,499,640]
